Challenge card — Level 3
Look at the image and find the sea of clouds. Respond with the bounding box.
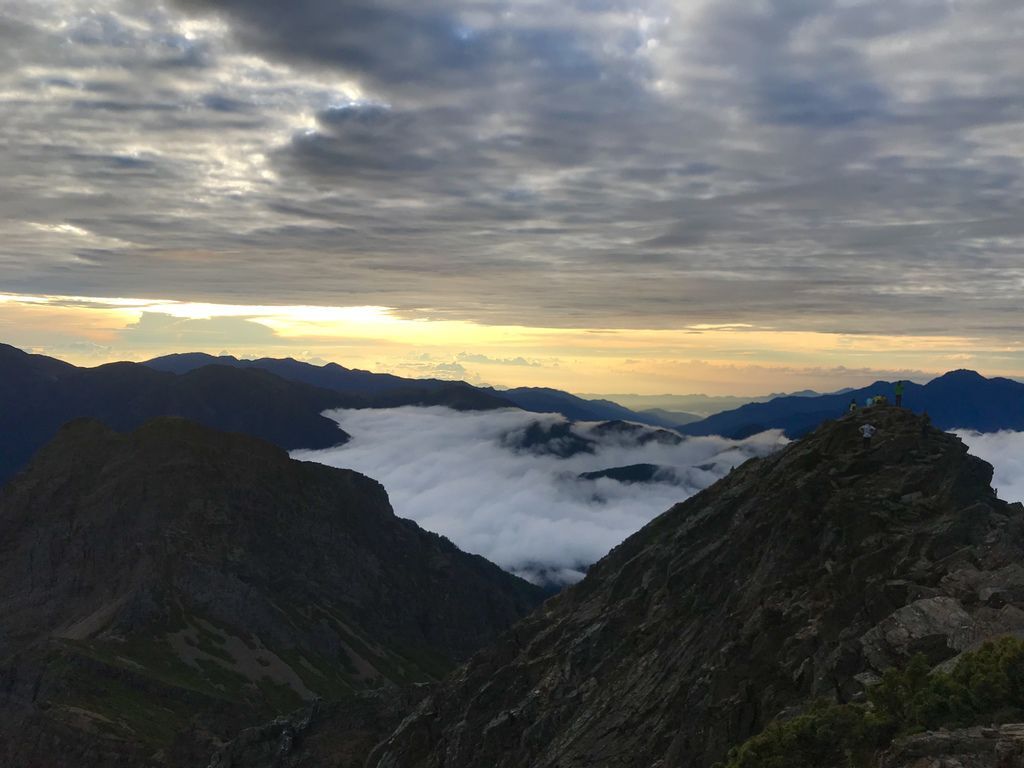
[956,431,1024,507]
[295,407,788,585]
[294,409,1024,586]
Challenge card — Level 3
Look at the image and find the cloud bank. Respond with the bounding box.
[957,430,1024,506]
[294,412,1024,585]
[295,407,786,584]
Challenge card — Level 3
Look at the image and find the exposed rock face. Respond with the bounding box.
[371,408,1024,768]
[0,418,543,765]
[205,690,427,768]
[881,724,1024,768]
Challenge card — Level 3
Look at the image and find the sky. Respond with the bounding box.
[2,0,1023,394]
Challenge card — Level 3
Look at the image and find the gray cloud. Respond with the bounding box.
[456,352,541,367]
[122,312,279,346]
[2,0,1024,337]
[294,407,788,584]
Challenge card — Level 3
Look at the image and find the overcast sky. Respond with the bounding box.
[2,0,1023,392]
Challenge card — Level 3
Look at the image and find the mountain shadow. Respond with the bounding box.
[0,418,544,766]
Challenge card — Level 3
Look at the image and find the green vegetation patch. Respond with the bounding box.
[256,675,305,713]
[57,635,241,704]
[312,603,453,685]
[51,663,194,749]
[718,636,1024,768]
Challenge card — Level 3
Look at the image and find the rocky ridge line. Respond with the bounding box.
[370,407,1024,768]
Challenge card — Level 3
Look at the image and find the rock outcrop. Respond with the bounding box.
[205,690,427,768]
[0,418,544,765]
[881,724,1024,768]
[371,407,1024,768]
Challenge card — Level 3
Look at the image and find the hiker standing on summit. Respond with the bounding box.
[894,380,905,407]
[860,423,877,450]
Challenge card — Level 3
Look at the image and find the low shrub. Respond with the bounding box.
[717,636,1024,768]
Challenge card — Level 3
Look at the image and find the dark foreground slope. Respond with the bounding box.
[372,407,1024,768]
[0,418,543,766]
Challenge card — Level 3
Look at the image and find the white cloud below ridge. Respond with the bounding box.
[294,410,1024,586]
[295,407,787,584]
[957,430,1024,508]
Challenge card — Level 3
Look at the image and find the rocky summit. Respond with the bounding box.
[371,407,1024,768]
[0,418,544,766]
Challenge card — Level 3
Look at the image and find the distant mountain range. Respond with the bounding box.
[5,343,1022,490]
[483,386,682,426]
[0,344,669,486]
[678,369,1024,438]
[578,389,844,418]
[144,352,680,426]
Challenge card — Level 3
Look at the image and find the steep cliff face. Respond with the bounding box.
[371,408,1024,768]
[0,418,544,765]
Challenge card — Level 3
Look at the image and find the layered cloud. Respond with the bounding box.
[292,411,1024,586]
[3,0,1024,339]
[957,430,1024,507]
[295,407,787,584]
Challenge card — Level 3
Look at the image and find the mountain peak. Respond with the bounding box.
[373,406,1022,768]
[0,418,545,761]
[933,368,986,382]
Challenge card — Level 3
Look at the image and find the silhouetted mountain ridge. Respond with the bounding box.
[679,369,1024,438]
[370,407,1024,768]
[0,343,354,486]
[144,352,675,426]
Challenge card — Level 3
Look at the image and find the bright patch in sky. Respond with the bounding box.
[2,0,1024,377]
[5,291,1023,396]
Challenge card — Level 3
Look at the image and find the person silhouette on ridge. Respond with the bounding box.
[894,380,905,407]
[860,423,877,450]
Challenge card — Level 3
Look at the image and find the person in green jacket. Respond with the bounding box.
[894,380,905,407]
